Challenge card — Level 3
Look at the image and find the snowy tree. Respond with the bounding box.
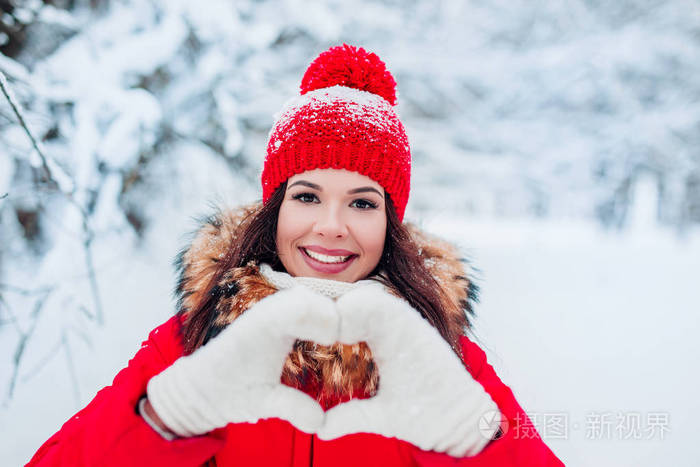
[1,0,699,463]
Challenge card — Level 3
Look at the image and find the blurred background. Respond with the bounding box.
[1,0,699,465]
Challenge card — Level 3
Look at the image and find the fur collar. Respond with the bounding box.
[173,201,479,409]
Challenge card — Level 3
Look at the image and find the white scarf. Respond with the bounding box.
[258,263,384,299]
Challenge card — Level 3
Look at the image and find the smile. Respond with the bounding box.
[299,247,358,274]
[302,248,352,263]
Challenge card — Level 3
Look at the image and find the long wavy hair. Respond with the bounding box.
[178,181,469,357]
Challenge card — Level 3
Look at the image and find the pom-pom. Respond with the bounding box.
[300,43,398,106]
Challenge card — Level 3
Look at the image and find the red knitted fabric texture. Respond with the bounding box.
[261,44,411,222]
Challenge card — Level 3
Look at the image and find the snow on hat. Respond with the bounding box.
[261,43,411,222]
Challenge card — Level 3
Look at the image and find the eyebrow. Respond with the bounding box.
[288,180,384,198]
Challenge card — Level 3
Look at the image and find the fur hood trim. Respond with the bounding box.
[173,201,479,409]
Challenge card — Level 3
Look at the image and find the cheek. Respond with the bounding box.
[276,205,292,251]
[276,201,307,251]
[355,215,387,259]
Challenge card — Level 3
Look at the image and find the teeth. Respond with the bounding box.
[304,248,352,264]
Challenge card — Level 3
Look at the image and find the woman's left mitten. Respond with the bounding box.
[318,283,501,457]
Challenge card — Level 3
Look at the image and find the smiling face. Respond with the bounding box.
[275,168,387,283]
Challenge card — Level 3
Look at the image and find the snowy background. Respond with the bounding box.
[1,0,699,465]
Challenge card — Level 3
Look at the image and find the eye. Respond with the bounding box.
[291,192,319,203]
[351,198,378,210]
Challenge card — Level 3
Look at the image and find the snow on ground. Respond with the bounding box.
[3,198,698,466]
[425,214,700,466]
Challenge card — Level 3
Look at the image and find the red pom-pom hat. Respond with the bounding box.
[261,44,411,222]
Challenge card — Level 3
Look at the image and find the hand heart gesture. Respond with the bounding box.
[317,282,500,457]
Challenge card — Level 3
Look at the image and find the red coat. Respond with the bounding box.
[27,314,563,466]
[27,203,564,466]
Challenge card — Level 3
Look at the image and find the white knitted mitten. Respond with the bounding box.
[317,282,502,457]
[146,285,338,437]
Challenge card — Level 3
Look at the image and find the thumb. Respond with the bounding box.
[257,385,326,434]
[317,398,384,441]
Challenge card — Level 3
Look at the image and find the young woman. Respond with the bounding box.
[28,44,564,466]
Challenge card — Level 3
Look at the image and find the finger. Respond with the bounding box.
[335,283,394,345]
[257,385,326,434]
[207,317,297,383]
[240,286,339,345]
[276,286,339,346]
[337,283,446,369]
[316,398,384,441]
[224,287,338,373]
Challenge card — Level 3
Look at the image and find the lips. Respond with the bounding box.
[304,248,352,263]
[298,247,358,275]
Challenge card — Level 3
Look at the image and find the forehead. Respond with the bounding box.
[287,168,382,189]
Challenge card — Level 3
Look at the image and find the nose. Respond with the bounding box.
[312,204,349,238]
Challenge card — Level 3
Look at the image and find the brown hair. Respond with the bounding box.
[177,181,469,356]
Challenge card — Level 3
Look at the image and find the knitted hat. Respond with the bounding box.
[261,44,411,222]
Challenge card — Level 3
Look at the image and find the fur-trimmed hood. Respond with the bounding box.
[173,201,479,409]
